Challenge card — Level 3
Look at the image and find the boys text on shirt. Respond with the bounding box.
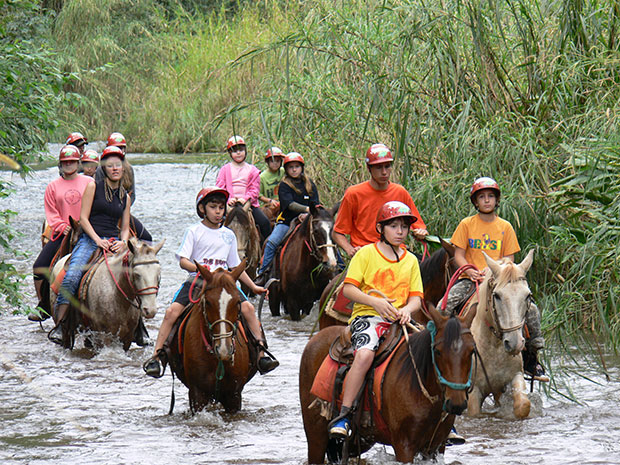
[450,214,520,273]
[343,243,424,324]
[176,222,241,277]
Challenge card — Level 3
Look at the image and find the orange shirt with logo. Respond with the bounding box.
[450,214,520,272]
[334,181,426,248]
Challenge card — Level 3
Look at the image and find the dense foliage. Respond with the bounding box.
[0,0,70,311]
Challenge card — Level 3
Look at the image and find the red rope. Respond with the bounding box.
[103,249,132,301]
[188,273,202,304]
[439,264,481,313]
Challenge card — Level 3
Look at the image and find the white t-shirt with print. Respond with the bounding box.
[175,222,241,277]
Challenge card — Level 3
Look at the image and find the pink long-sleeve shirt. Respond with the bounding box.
[216,162,261,208]
[44,174,93,240]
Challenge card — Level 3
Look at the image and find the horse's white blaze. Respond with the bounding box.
[452,338,463,352]
[218,288,233,326]
[319,221,337,267]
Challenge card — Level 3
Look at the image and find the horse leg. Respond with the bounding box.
[511,372,531,419]
[268,283,281,317]
[189,387,210,414]
[391,437,416,464]
[222,390,242,414]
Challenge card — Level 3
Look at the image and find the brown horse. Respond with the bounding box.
[165,260,258,413]
[318,239,458,329]
[224,201,261,281]
[268,204,339,321]
[300,304,477,464]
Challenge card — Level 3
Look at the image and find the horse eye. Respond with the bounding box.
[493,293,501,302]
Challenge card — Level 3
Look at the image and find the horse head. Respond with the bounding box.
[126,237,164,319]
[307,204,338,271]
[195,259,246,362]
[425,302,477,415]
[481,250,534,355]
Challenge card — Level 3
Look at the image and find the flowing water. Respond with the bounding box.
[1,157,619,464]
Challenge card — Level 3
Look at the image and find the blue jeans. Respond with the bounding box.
[55,233,101,307]
[258,223,289,274]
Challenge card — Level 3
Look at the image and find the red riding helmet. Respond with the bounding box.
[470,177,500,205]
[65,132,87,147]
[376,201,417,226]
[265,146,285,161]
[101,145,125,161]
[365,143,394,166]
[81,149,100,163]
[283,152,305,167]
[226,135,246,150]
[58,145,81,163]
[107,132,126,148]
[196,187,230,217]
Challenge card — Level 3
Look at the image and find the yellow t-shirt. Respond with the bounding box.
[343,243,424,324]
[450,214,520,273]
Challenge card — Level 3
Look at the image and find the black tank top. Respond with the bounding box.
[89,179,127,238]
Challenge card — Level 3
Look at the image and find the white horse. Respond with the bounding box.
[467,250,535,419]
[50,237,164,350]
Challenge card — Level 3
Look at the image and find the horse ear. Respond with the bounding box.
[309,203,319,216]
[127,237,137,254]
[230,259,247,281]
[242,201,251,212]
[459,303,478,328]
[425,301,447,325]
[440,238,455,257]
[195,261,213,282]
[518,249,535,274]
[152,239,165,255]
[330,201,341,217]
[69,216,79,230]
[483,252,502,277]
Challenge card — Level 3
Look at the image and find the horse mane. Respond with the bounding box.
[226,204,252,229]
[397,329,432,391]
[419,248,447,287]
[397,317,463,391]
[477,259,526,313]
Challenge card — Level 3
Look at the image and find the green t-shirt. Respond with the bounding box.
[259,167,285,201]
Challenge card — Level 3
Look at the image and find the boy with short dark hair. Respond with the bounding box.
[448,177,546,380]
[143,187,278,378]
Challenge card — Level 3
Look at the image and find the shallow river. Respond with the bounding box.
[1,157,619,464]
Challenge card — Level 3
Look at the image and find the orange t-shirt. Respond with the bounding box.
[450,214,520,273]
[334,181,426,248]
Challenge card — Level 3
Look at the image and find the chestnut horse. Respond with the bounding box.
[224,201,261,281]
[300,304,477,464]
[466,250,536,419]
[49,237,164,350]
[166,261,258,413]
[268,204,339,321]
[318,239,458,329]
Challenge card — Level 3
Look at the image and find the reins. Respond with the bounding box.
[440,263,480,315]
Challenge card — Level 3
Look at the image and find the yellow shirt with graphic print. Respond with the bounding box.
[343,243,424,324]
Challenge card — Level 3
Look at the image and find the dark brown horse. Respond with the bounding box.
[268,204,340,321]
[300,304,477,464]
[166,260,258,413]
[318,238,458,329]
